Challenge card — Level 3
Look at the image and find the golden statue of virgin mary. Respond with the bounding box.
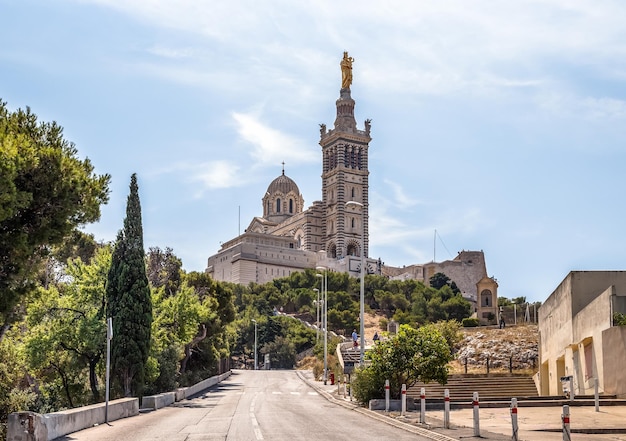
[340,51,354,89]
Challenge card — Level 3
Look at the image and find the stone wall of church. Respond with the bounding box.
[206,238,320,285]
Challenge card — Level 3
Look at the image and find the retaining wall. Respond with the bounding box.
[8,371,232,440]
[7,398,138,441]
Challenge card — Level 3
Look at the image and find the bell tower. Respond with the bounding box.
[319,52,371,260]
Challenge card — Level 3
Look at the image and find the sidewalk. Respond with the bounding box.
[300,370,626,441]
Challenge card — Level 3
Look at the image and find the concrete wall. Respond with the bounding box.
[538,271,626,396]
[602,326,626,397]
[8,371,232,441]
[141,392,176,410]
[7,398,138,441]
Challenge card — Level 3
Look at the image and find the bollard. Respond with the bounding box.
[401,384,407,416]
[464,357,468,374]
[562,404,571,441]
[510,398,519,441]
[444,389,450,429]
[486,356,490,374]
[385,380,390,412]
[509,355,513,373]
[594,378,599,412]
[473,392,480,437]
[420,387,426,424]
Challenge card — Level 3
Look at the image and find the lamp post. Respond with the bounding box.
[251,319,258,370]
[313,288,320,341]
[316,267,328,384]
[346,200,365,366]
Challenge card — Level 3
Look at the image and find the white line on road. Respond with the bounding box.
[250,393,264,440]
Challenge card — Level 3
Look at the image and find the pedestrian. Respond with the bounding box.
[499,311,506,329]
[352,329,358,349]
[373,331,379,343]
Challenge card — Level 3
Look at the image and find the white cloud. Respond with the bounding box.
[192,160,244,192]
[232,111,317,166]
[382,179,420,209]
[537,93,626,121]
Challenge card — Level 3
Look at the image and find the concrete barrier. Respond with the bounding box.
[141,392,176,410]
[184,371,231,398]
[7,371,232,440]
[7,398,138,441]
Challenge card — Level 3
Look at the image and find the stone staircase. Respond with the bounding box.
[408,374,539,403]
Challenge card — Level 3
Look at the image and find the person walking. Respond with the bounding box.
[352,329,358,349]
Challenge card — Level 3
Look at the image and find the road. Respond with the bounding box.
[57,369,433,441]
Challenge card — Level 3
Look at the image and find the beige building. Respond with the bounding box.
[538,271,626,397]
[206,54,492,302]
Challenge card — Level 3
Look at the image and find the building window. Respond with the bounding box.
[276,198,281,213]
[351,187,355,198]
[351,217,355,228]
[289,199,293,213]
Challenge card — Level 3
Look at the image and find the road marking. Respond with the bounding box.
[307,392,318,396]
[249,393,264,440]
[290,392,300,395]
[272,391,282,394]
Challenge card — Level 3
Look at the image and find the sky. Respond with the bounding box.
[2,0,626,303]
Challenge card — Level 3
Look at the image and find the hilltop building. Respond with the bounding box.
[206,53,497,308]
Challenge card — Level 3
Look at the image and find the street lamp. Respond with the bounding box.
[313,288,320,341]
[316,267,328,384]
[346,200,365,366]
[251,319,258,370]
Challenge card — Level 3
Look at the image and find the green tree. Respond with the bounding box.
[106,174,152,397]
[0,101,110,334]
[429,272,460,295]
[25,247,111,407]
[352,324,452,404]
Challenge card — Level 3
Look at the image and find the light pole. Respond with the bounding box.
[313,288,320,341]
[251,319,258,370]
[346,200,365,366]
[316,267,328,384]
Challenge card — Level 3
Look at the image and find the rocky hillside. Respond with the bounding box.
[450,325,539,374]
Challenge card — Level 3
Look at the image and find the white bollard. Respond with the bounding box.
[444,389,450,429]
[562,404,571,441]
[420,387,426,424]
[595,378,599,412]
[511,398,519,441]
[472,392,480,437]
[385,379,390,412]
[401,384,407,416]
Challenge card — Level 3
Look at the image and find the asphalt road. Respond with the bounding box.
[57,369,434,441]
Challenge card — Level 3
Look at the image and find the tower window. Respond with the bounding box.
[351,187,355,198]
[289,199,293,213]
[351,218,355,228]
[276,198,281,213]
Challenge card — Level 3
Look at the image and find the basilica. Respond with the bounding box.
[206,53,497,314]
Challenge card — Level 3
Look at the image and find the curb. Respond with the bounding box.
[296,371,458,441]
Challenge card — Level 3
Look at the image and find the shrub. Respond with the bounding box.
[462,317,479,327]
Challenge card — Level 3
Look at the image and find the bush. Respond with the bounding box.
[351,367,384,405]
[462,317,479,327]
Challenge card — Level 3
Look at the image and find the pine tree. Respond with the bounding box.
[106,174,152,397]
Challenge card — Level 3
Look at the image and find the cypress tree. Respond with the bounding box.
[106,173,152,397]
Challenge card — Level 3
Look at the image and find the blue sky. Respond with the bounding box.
[2,0,626,303]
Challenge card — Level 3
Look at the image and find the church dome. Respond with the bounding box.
[266,171,300,196]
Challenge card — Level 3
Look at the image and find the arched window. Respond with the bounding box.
[289,199,293,213]
[351,218,355,228]
[481,289,493,307]
[351,187,355,198]
[276,198,281,213]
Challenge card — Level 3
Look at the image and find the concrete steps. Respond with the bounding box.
[408,374,539,402]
